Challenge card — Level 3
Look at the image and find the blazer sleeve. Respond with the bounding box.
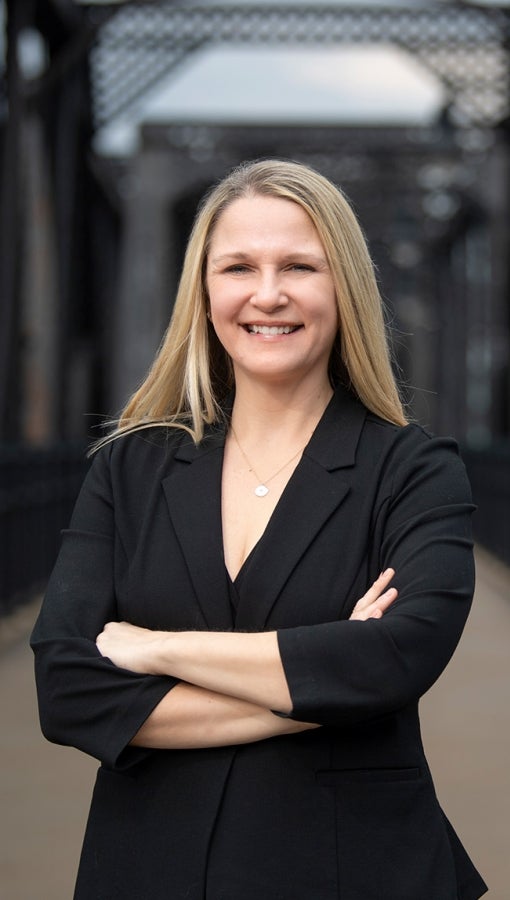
[30,443,178,771]
[277,425,476,727]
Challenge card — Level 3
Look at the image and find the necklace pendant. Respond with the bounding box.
[254,484,269,497]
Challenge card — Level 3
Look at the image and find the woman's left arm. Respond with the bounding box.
[275,428,476,726]
[96,570,397,714]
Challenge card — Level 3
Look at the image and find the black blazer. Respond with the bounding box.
[31,387,487,900]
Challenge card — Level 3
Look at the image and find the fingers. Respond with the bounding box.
[372,586,398,616]
[350,568,398,621]
[355,568,395,611]
[374,567,395,594]
[353,588,397,621]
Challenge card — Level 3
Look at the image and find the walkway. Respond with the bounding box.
[0,547,509,898]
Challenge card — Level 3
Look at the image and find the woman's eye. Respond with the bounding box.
[289,263,314,272]
[225,264,250,274]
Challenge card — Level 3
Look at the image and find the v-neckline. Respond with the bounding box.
[222,451,306,585]
[229,537,262,588]
[163,385,365,631]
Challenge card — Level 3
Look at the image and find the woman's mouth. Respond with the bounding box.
[244,324,302,335]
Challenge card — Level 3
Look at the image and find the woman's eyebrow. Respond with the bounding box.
[209,252,250,264]
[279,252,329,266]
[210,251,328,265]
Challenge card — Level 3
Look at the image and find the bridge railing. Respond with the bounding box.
[463,444,510,569]
[0,444,89,617]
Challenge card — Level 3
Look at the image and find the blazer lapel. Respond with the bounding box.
[162,427,234,631]
[234,387,367,631]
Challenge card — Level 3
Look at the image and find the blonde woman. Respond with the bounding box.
[32,160,487,900]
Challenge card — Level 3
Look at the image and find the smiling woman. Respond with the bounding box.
[206,194,338,394]
[31,160,487,900]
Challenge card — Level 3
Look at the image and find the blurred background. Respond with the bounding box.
[0,0,509,897]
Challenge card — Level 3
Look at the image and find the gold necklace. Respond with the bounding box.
[230,426,306,497]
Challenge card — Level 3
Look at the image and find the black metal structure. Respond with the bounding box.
[1,0,509,612]
[89,2,510,130]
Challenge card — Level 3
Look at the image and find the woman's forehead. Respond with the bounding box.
[207,195,323,250]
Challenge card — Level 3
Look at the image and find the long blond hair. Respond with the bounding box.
[96,159,406,449]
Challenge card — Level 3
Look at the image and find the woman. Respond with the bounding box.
[31,159,487,899]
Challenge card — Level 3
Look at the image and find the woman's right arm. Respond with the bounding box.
[31,445,316,765]
[30,446,176,770]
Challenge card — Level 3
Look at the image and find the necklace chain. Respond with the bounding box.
[230,426,306,497]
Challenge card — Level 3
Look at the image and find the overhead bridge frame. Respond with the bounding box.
[88,3,510,128]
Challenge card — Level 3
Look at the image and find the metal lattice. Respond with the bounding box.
[84,2,510,130]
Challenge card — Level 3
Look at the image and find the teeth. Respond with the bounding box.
[247,325,296,335]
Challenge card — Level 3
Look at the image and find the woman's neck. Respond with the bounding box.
[230,376,334,444]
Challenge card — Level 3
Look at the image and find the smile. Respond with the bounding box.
[245,324,301,335]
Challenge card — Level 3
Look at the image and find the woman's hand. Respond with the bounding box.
[349,568,397,621]
[96,621,165,674]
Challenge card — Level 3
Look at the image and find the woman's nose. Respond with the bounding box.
[250,271,287,310]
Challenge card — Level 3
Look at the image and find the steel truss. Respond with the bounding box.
[86,3,510,128]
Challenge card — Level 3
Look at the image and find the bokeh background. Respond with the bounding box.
[1,1,509,897]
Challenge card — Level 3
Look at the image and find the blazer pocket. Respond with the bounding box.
[316,767,457,900]
[316,766,421,786]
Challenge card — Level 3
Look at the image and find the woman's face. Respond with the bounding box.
[206,194,338,391]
